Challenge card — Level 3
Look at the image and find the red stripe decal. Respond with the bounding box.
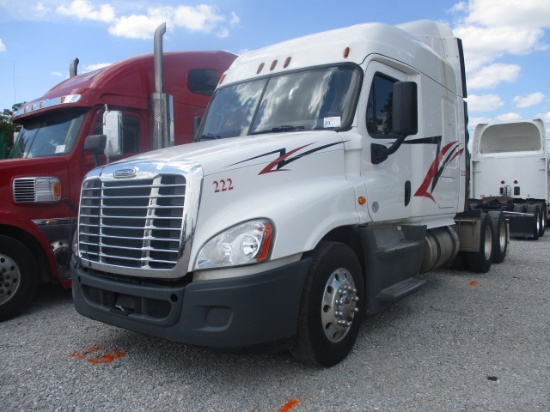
[414,141,460,202]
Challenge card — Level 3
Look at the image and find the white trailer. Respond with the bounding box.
[471,119,548,239]
[71,20,508,367]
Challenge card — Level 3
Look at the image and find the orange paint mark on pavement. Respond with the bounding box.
[69,345,102,359]
[279,399,300,412]
[69,346,126,364]
[469,280,479,286]
[87,349,126,364]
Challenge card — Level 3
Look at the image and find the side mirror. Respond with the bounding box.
[84,134,106,167]
[103,111,123,157]
[371,81,418,165]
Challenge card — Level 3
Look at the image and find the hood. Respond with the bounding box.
[107,130,343,177]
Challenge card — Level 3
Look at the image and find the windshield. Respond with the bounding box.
[198,65,361,140]
[9,109,86,159]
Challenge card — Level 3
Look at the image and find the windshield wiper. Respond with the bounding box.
[198,133,222,141]
[271,125,305,133]
[251,125,306,135]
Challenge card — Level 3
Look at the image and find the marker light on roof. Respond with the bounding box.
[257,63,264,74]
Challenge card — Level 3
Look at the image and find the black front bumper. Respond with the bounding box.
[72,259,310,348]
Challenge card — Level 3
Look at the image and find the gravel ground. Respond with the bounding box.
[1,236,549,412]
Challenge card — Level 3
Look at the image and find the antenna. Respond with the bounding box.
[13,61,16,105]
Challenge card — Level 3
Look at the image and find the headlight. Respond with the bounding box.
[195,219,274,270]
[13,177,61,203]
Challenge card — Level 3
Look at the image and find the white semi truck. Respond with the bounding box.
[71,20,508,367]
[470,119,548,240]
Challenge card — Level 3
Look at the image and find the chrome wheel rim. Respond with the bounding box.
[321,268,359,343]
[0,253,21,306]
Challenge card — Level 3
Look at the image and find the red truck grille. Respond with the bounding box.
[78,174,186,269]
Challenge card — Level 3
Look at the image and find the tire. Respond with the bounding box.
[537,204,545,237]
[465,213,493,273]
[526,204,540,240]
[0,236,38,322]
[291,241,364,367]
[488,211,508,264]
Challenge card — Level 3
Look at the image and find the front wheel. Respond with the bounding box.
[0,236,38,322]
[291,241,364,367]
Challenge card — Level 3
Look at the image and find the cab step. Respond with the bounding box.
[359,224,427,314]
[377,276,426,302]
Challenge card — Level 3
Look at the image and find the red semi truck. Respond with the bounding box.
[0,24,236,321]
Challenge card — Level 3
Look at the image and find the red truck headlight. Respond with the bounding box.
[13,177,62,203]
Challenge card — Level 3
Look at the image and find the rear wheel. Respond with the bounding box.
[537,204,545,237]
[526,204,540,240]
[291,241,364,367]
[488,211,508,264]
[465,213,493,273]
[0,236,38,321]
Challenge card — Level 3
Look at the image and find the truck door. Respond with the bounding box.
[361,61,462,223]
[360,62,415,223]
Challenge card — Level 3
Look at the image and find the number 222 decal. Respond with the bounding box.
[213,179,234,193]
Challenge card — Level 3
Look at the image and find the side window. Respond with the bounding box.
[188,68,220,96]
[366,73,397,138]
[121,114,140,154]
[92,111,104,135]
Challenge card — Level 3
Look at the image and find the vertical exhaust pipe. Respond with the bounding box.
[70,58,79,78]
[151,22,174,150]
[154,23,165,94]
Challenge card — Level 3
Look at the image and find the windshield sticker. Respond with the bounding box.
[324,117,341,128]
[55,145,66,154]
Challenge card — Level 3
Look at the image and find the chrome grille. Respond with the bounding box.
[78,174,186,269]
[13,178,35,202]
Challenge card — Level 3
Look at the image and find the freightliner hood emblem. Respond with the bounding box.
[114,168,137,178]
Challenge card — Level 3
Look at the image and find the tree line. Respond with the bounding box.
[0,103,24,158]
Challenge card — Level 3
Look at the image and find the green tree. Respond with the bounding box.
[0,103,25,157]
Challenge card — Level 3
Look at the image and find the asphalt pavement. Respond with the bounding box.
[1,235,549,411]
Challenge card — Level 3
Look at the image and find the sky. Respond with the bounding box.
[1,0,549,138]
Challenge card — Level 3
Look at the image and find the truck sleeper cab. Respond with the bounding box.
[72,20,503,367]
